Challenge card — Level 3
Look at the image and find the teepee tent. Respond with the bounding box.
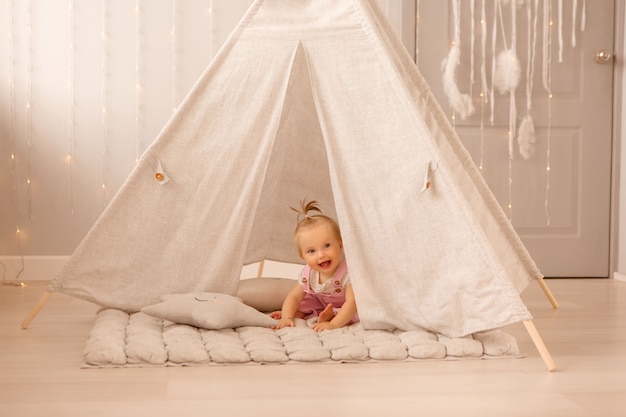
[26,0,555,368]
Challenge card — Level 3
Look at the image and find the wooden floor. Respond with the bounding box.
[1,279,625,417]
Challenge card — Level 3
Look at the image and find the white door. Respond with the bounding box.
[415,1,614,277]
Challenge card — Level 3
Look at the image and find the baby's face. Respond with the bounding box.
[297,223,343,279]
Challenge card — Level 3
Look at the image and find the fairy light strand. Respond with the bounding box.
[67,0,75,215]
[26,0,33,220]
[489,0,496,125]
[4,0,25,283]
[543,0,553,226]
[101,0,108,208]
[557,0,563,63]
[135,0,142,162]
[571,0,578,47]
[478,0,487,173]
[449,0,461,127]
[469,0,475,97]
[208,0,214,62]
[414,0,420,65]
[171,0,177,113]
[7,0,18,216]
[508,0,518,220]
[580,0,586,31]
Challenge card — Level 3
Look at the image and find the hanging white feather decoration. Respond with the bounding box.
[516,0,539,160]
[494,49,521,94]
[441,0,475,120]
[442,44,475,119]
[518,115,536,159]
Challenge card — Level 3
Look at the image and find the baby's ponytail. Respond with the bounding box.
[291,198,342,256]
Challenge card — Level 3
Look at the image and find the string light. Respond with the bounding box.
[543,0,553,226]
[557,0,563,63]
[581,0,586,32]
[67,0,75,215]
[571,0,577,47]
[507,0,517,220]
[489,0,496,126]
[208,0,214,61]
[172,0,178,113]
[2,0,26,284]
[478,0,487,173]
[545,91,552,227]
[507,129,513,219]
[7,0,17,204]
[26,0,33,220]
[135,0,142,162]
[469,0,475,97]
[414,0,420,65]
[478,92,485,172]
[101,0,108,208]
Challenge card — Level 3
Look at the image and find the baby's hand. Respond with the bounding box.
[273,318,295,330]
[312,321,337,332]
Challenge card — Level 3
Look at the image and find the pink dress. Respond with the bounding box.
[297,260,359,323]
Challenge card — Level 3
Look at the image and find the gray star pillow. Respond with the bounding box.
[141,292,277,329]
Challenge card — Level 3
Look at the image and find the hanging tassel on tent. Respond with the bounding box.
[421,160,439,193]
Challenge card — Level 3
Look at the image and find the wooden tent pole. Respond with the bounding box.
[21,290,53,329]
[537,277,559,309]
[256,259,265,277]
[523,320,556,371]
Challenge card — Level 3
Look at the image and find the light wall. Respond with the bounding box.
[0,1,250,258]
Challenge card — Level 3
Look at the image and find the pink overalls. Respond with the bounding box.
[297,260,359,323]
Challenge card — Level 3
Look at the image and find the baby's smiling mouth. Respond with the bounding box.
[319,260,331,268]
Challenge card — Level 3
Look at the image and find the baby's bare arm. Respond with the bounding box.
[273,283,305,329]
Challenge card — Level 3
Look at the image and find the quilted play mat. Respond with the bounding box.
[83,309,522,367]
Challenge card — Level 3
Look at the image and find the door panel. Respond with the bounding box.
[416,0,613,277]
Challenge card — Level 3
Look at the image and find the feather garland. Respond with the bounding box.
[489,0,497,124]
[517,0,538,160]
[518,115,536,159]
[442,0,475,120]
[572,0,577,47]
[558,0,563,62]
[442,44,475,119]
[494,49,521,94]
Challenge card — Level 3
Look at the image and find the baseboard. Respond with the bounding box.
[0,256,69,282]
[615,271,626,282]
[1,257,301,282]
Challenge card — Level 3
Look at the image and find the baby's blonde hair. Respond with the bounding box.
[291,198,342,257]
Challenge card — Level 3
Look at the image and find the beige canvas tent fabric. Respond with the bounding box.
[50,0,541,337]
